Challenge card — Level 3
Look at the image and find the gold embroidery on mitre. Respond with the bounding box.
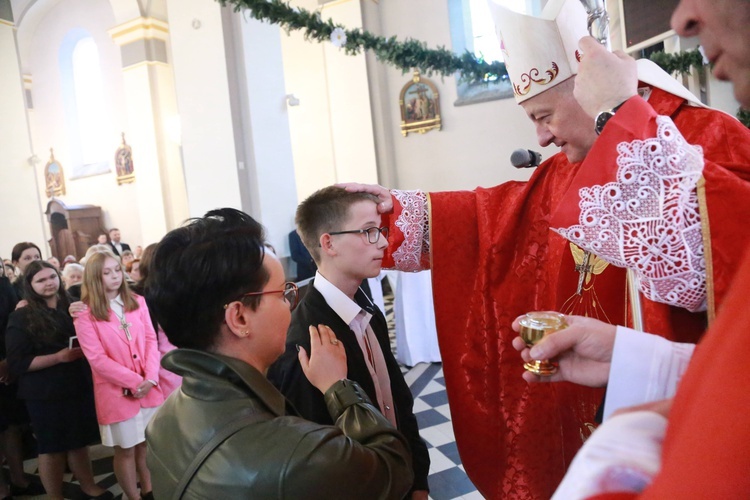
[560,243,612,322]
[513,61,560,96]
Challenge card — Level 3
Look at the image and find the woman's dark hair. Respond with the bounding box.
[11,242,42,264]
[138,243,159,288]
[147,208,268,351]
[21,260,71,347]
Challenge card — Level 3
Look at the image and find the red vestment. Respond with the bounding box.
[382,89,750,499]
[588,248,750,499]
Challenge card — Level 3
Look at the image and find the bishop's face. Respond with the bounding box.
[520,78,597,164]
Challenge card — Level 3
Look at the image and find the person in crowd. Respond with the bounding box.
[130,244,180,398]
[97,234,108,245]
[47,256,60,270]
[342,0,750,496]
[1,242,46,496]
[62,263,84,290]
[11,242,42,299]
[126,259,141,283]
[144,207,413,498]
[0,268,38,498]
[133,246,143,259]
[4,262,15,282]
[62,255,77,269]
[512,0,750,496]
[75,251,163,500]
[107,228,131,257]
[63,263,85,301]
[268,187,430,499]
[120,250,135,270]
[80,245,115,267]
[6,261,111,500]
[288,229,316,281]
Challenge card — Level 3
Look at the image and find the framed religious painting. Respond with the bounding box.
[115,132,135,185]
[399,71,442,137]
[44,148,66,197]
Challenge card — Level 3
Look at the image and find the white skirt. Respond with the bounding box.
[99,406,160,449]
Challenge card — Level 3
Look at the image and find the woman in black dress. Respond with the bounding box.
[6,261,110,500]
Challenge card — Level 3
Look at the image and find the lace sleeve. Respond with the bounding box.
[391,190,430,272]
[555,116,706,312]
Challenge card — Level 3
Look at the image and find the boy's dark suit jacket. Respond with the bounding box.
[268,285,430,494]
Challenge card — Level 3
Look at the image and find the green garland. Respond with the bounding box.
[218,0,508,83]
[218,0,750,127]
[738,108,750,128]
[648,49,705,76]
[218,0,708,82]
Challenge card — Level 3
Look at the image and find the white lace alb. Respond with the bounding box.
[555,116,707,312]
[391,190,430,272]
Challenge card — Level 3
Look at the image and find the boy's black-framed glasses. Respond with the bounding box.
[327,226,389,245]
[224,281,299,311]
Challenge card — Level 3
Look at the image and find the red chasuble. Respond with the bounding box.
[381,89,750,499]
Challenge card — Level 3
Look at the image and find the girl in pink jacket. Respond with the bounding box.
[75,251,163,500]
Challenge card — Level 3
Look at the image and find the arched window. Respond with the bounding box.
[448,0,542,105]
[60,30,112,178]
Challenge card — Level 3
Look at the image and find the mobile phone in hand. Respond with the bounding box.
[69,336,80,349]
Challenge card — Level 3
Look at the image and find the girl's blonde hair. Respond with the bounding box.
[81,251,139,321]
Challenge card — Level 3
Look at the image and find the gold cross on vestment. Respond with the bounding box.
[575,250,593,296]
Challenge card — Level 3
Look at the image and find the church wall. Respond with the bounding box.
[0,21,46,258]
[373,0,555,193]
[17,0,151,249]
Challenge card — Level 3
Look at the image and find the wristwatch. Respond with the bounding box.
[594,102,626,135]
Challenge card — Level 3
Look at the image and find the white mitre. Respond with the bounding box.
[487,0,587,103]
[487,0,704,107]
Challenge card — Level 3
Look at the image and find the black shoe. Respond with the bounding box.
[141,491,154,500]
[10,481,45,496]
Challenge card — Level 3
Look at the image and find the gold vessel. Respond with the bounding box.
[519,311,567,376]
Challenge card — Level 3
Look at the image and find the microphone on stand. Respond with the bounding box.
[510,149,542,169]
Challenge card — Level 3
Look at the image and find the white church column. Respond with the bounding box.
[167,0,300,261]
[108,16,189,244]
[224,10,299,258]
[165,0,243,217]
[0,2,46,254]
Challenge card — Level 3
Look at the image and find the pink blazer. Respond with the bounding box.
[74,294,164,425]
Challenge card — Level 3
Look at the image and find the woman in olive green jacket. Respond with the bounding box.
[145,208,413,499]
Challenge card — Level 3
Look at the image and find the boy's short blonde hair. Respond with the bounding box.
[295,186,379,263]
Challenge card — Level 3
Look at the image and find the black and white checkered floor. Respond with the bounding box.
[9,288,481,499]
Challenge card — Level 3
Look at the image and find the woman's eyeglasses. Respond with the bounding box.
[224,281,299,311]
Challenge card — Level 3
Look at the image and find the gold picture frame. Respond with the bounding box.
[115,132,135,185]
[399,70,442,137]
[44,148,66,198]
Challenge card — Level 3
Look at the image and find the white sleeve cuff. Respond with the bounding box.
[552,411,667,499]
[603,327,695,421]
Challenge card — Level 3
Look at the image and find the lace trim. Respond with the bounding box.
[555,116,707,312]
[391,190,429,272]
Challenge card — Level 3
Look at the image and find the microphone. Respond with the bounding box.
[510,149,542,169]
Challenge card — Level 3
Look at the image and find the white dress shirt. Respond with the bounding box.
[314,272,397,427]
